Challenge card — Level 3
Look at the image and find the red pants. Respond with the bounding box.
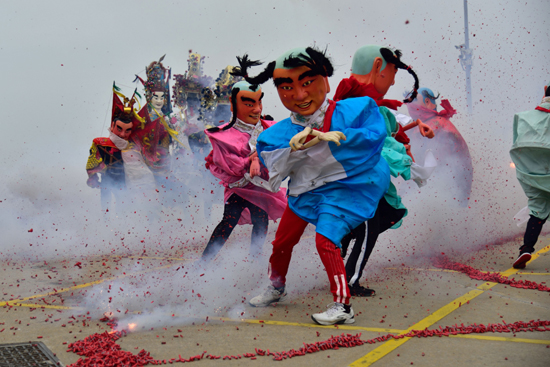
[268,205,350,304]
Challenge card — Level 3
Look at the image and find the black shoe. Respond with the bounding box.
[513,252,532,269]
[349,283,376,297]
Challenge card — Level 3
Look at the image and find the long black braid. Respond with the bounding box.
[380,48,419,103]
[207,88,241,133]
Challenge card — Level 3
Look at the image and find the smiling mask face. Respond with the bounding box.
[233,89,263,125]
[273,65,329,116]
[150,91,165,110]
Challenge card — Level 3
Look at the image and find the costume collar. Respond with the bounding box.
[109,131,129,150]
[233,118,257,134]
[333,76,403,110]
[290,98,329,130]
[233,118,264,153]
[535,98,550,113]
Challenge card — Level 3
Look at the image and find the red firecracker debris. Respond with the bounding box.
[65,318,550,365]
[433,257,550,292]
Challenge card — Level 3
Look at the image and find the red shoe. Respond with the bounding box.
[512,253,532,269]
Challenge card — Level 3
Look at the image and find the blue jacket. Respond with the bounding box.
[257,96,390,245]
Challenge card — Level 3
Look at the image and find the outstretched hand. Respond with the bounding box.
[291,128,347,150]
[289,127,312,151]
[417,120,434,139]
[316,131,347,146]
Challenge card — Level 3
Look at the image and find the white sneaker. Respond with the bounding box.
[311,303,355,325]
[249,285,287,307]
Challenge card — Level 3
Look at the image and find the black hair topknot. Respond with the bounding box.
[282,47,334,78]
[380,47,419,103]
[232,55,276,86]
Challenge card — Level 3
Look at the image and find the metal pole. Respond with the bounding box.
[464,0,473,115]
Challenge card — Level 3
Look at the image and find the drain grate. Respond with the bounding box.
[0,342,63,367]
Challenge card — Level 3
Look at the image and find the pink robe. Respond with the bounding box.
[205,120,287,225]
[406,100,473,205]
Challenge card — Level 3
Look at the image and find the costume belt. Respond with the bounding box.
[228,176,249,188]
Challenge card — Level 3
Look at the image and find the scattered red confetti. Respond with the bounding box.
[28,229,33,232]
[65,319,550,365]
[74,262,82,269]
[433,258,550,292]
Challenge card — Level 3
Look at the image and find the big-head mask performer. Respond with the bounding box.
[406,85,473,207]
[338,45,434,146]
[86,84,141,211]
[200,81,287,263]
[332,46,438,298]
[234,47,390,326]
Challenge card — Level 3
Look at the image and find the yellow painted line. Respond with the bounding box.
[0,263,176,307]
[449,334,550,344]
[216,317,403,333]
[111,255,193,261]
[349,243,550,366]
[4,303,81,310]
[0,279,106,306]
[523,244,550,265]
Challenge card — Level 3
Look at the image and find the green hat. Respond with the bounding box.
[351,45,388,76]
[274,47,309,70]
[232,80,260,93]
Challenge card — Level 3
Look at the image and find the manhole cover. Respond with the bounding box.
[0,342,63,367]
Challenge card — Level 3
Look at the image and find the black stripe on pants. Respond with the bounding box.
[201,193,268,262]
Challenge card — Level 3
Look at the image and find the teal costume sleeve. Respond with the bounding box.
[510,101,550,219]
[378,107,412,228]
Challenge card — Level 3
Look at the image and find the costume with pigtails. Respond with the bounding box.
[406,87,473,206]
[333,45,436,297]
[200,81,287,262]
[238,48,389,319]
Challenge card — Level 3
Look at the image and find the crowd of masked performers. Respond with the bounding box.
[86,45,549,326]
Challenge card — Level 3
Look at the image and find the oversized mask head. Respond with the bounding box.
[230,81,263,125]
[351,45,419,102]
[150,91,166,111]
[272,47,332,116]
[111,114,133,140]
[231,47,334,117]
